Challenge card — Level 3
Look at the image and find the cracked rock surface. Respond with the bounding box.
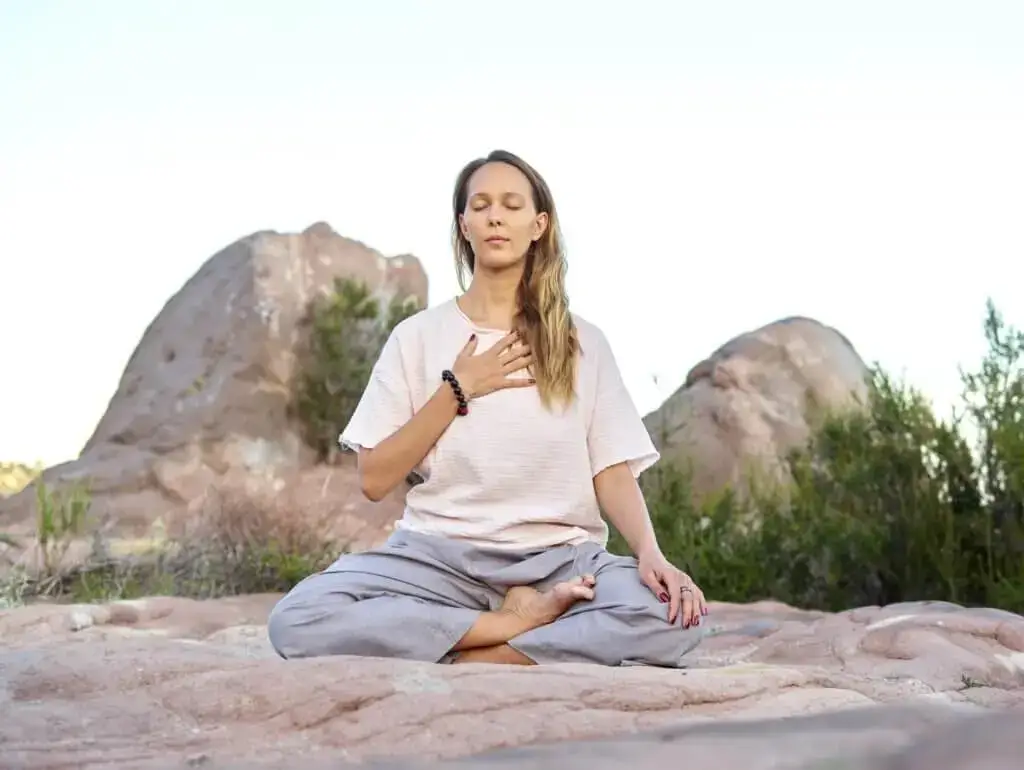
[1,595,1023,768]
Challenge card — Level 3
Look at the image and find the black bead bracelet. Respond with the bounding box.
[441,369,469,416]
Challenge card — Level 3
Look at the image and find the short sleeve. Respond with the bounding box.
[587,329,660,478]
[339,326,414,452]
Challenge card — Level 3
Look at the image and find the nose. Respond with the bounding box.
[486,206,505,226]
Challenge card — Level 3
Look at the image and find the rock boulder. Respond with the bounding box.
[0,223,423,564]
[643,316,870,504]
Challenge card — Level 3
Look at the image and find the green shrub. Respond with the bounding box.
[35,479,92,576]
[610,300,1024,614]
[293,277,421,462]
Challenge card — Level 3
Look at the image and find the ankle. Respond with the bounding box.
[453,644,537,666]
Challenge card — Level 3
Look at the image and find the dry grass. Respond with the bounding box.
[3,482,346,606]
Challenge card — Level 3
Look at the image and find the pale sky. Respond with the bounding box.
[1,0,1022,465]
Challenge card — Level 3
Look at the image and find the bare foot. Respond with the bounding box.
[452,644,536,665]
[500,575,596,630]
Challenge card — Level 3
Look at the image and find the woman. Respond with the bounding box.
[268,150,709,667]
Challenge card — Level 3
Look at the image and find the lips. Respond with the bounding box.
[485,236,509,244]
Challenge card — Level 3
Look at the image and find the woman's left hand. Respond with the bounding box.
[637,548,708,628]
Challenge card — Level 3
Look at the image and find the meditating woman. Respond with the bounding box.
[267,150,708,666]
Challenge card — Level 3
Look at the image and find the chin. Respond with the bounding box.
[473,251,528,273]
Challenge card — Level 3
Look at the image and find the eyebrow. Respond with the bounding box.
[469,191,527,202]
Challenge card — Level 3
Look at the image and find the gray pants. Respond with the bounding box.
[267,528,706,667]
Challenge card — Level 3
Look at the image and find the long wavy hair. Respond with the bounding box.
[452,150,580,410]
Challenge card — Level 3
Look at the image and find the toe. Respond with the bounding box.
[573,584,596,600]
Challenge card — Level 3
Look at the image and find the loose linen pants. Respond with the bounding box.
[268,529,706,666]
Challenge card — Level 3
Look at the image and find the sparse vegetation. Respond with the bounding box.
[293,277,421,462]
[609,300,1024,614]
[11,486,341,605]
[35,479,92,576]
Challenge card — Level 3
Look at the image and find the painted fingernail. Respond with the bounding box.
[658,592,669,602]
[470,333,476,340]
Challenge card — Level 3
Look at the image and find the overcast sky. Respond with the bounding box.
[1,0,1022,464]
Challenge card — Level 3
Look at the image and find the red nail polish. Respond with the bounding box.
[658,592,669,602]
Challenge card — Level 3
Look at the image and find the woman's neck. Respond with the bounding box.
[459,268,522,330]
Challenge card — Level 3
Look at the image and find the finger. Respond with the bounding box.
[686,586,700,627]
[679,574,705,625]
[662,570,682,625]
[639,570,664,602]
[502,353,533,373]
[459,333,478,357]
[494,331,519,355]
[570,584,596,601]
[695,585,709,619]
[566,575,596,601]
[499,343,530,364]
[679,583,696,629]
[498,377,537,389]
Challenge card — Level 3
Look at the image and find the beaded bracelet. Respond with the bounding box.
[441,369,469,416]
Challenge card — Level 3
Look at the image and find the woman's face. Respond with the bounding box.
[459,161,548,273]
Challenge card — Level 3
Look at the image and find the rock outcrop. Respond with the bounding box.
[0,223,424,564]
[643,316,870,504]
[1,595,1021,768]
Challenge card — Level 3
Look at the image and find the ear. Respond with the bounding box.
[457,212,470,239]
[532,211,549,241]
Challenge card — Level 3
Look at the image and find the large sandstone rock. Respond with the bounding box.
[644,315,870,504]
[0,595,1021,768]
[0,223,422,564]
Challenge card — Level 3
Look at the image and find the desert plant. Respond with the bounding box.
[35,479,92,576]
[293,278,420,461]
[0,567,30,609]
[161,485,341,597]
[9,482,349,604]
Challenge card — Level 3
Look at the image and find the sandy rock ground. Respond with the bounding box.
[2,595,1023,769]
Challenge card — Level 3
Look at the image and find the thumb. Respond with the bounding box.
[640,568,666,602]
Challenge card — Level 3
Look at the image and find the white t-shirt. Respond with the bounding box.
[340,298,659,551]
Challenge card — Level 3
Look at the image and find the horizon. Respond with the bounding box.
[1,0,1022,466]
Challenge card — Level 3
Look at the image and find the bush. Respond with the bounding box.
[11,485,344,605]
[293,277,421,462]
[610,300,1024,614]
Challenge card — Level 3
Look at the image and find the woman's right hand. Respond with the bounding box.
[451,332,534,399]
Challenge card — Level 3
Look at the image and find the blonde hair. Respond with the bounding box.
[452,150,580,409]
